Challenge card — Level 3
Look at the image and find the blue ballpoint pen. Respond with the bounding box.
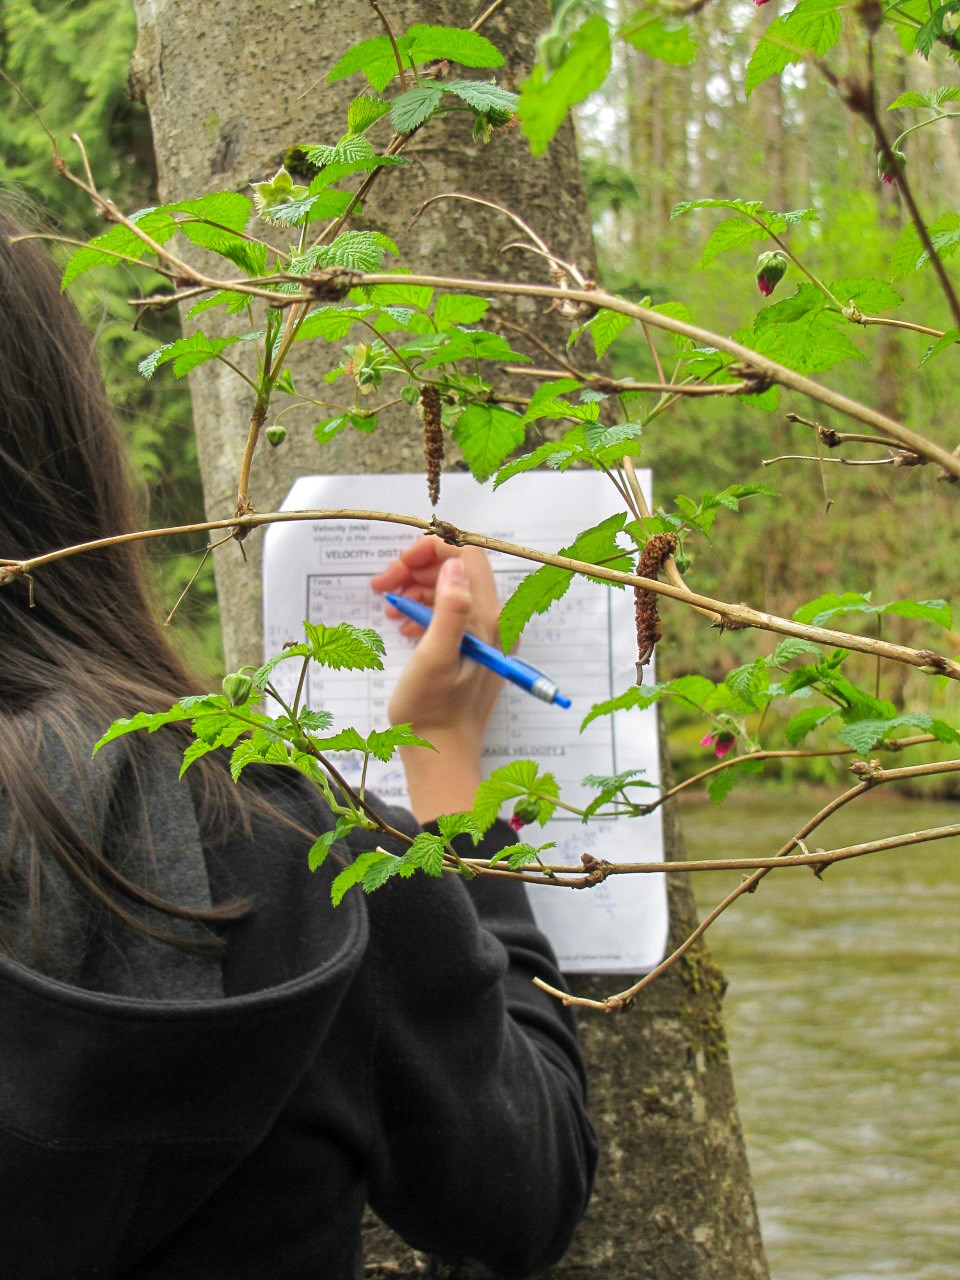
[384,592,571,709]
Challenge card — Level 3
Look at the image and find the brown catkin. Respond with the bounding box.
[633,532,678,685]
[420,385,443,506]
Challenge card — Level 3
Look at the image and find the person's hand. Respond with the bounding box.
[370,537,503,822]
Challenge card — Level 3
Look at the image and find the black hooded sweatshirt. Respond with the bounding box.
[0,733,596,1279]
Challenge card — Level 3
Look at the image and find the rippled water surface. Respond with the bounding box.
[679,789,960,1280]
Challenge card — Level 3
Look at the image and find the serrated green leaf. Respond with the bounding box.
[671,197,764,221]
[835,713,936,755]
[398,832,447,878]
[138,333,241,380]
[747,310,866,375]
[493,439,577,488]
[365,724,434,761]
[303,621,384,671]
[406,24,504,69]
[433,294,490,328]
[772,637,823,665]
[61,208,178,288]
[331,851,392,905]
[518,14,612,155]
[706,758,765,804]
[229,735,289,782]
[725,658,770,710]
[881,598,952,628]
[419,329,529,368]
[93,699,222,754]
[298,230,398,273]
[580,684,664,731]
[745,0,843,96]
[785,706,837,745]
[472,760,560,829]
[581,769,652,820]
[347,94,391,133]
[443,79,517,116]
[830,278,904,313]
[919,328,960,367]
[620,12,696,65]
[585,306,633,357]
[327,36,397,87]
[498,514,630,652]
[888,87,960,109]
[890,214,960,277]
[308,815,358,871]
[699,216,770,267]
[436,812,484,844]
[584,421,644,451]
[391,84,445,133]
[452,403,526,482]
[754,283,825,328]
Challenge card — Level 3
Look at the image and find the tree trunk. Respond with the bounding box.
[132,2,769,1276]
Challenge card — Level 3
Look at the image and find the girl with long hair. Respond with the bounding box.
[0,208,595,1279]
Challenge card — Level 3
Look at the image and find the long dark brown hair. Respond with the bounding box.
[0,205,249,960]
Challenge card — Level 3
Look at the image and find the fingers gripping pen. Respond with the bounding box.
[384,593,572,709]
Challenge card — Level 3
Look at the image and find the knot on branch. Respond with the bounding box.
[0,562,25,588]
[817,425,843,448]
[850,758,884,780]
[892,449,924,467]
[428,516,465,547]
[727,362,774,395]
[916,649,951,674]
[302,268,361,301]
[634,533,678,684]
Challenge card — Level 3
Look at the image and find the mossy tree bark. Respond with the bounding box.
[132,1,769,1275]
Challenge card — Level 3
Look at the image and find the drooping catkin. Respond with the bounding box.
[633,532,678,685]
[420,385,443,506]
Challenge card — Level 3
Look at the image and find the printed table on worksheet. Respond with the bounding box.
[263,471,668,973]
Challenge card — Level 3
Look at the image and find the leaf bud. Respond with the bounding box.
[221,672,253,706]
[877,147,906,185]
[755,250,788,298]
[265,424,287,447]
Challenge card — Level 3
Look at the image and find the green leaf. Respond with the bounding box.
[138,332,241,380]
[61,208,178,287]
[725,658,770,710]
[229,735,289,782]
[881,598,952,628]
[331,851,392,905]
[580,684,664,731]
[398,832,447,878]
[746,311,866,375]
[919,328,960,367]
[327,35,398,87]
[888,86,960,110]
[472,760,560,829]
[772,637,823,665]
[498,513,631,652]
[581,769,652,820]
[890,213,960,277]
[433,294,490,328]
[308,815,358,871]
[830,278,903,313]
[365,724,433,761]
[916,1,960,59]
[785,706,838,745]
[583,306,633,358]
[298,230,398,272]
[347,94,391,133]
[699,216,770,266]
[620,11,696,65]
[706,758,765,804]
[745,0,843,96]
[419,329,530,368]
[436,812,485,844]
[452,403,526,482]
[390,83,445,133]
[518,15,612,155]
[834,713,951,755]
[303,621,385,671]
[405,24,504,69]
[443,80,517,116]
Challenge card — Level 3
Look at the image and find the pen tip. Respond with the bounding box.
[555,694,572,709]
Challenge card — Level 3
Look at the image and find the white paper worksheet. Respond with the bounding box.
[263,470,667,973]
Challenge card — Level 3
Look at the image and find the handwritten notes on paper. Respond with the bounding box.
[263,471,667,973]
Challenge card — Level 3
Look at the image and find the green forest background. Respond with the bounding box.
[3,0,958,789]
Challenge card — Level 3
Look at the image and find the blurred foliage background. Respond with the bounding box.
[2,0,957,782]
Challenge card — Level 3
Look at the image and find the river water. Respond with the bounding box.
[678,789,960,1280]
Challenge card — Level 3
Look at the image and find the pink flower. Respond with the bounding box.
[700,732,736,759]
[508,813,526,832]
[755,250,787,298]
[754,0,771,7]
